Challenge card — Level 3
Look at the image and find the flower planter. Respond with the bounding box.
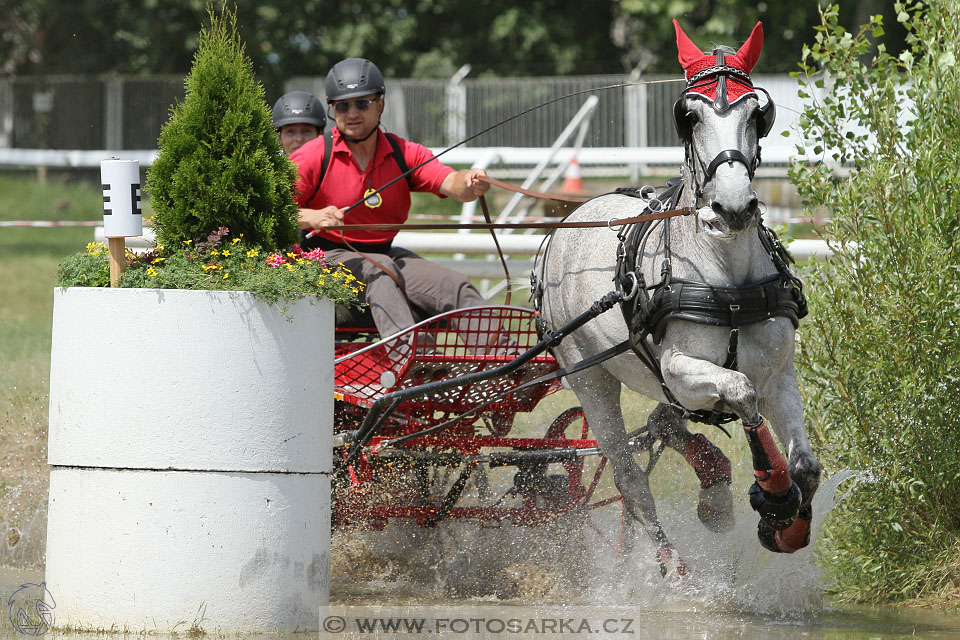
[45,287,332,633]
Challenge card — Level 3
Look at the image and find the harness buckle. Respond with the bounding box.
[619,271,639,302]
[729,303,741,327]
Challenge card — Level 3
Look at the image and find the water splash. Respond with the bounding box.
[330,470,859,624]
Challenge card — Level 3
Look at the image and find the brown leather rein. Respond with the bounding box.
[325,175,692,306]
[323,175,693,232]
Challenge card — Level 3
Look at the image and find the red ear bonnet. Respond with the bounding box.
[674,19,763,107]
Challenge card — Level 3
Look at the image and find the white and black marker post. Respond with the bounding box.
[101,159,142,286]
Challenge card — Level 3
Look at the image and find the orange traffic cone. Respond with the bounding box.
[560,157,586,195]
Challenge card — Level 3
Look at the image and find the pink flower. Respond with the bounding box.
[290,244,326,266]
[266,253,287,268]
[303,247,326,264]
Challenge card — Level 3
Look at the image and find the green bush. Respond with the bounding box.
[792,2,960,603]
[146,4,299,251]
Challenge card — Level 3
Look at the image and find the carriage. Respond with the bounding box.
[331,306,626,535]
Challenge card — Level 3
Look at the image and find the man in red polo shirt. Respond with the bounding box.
[291,57,490,338]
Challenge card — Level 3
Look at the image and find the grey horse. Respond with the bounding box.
[535,20,821,579]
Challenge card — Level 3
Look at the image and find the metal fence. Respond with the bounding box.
[0,73,804,151]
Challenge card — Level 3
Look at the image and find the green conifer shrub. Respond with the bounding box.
[146,4,299,251]
[792,2,960,604]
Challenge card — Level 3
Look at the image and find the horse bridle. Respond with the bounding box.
[672,49,776,202]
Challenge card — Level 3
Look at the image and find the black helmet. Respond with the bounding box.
[272,91,325,130]
[325,58,385,103]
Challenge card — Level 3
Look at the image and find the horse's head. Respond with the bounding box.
[673,20,776,239]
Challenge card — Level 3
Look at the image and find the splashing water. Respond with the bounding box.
[331,469,859,621]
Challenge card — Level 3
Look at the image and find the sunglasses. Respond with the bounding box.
[330,96,380,115]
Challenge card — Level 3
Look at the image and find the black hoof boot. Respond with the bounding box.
[757,505,813,553]
[749,480,801,531]
[757,520,783,553]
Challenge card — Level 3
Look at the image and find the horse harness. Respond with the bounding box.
[533,180,808,428]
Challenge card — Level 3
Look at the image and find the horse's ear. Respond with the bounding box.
[732,21,764,73]
[674,19,703,69]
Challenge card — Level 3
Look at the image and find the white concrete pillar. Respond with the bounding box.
[45,288,332,633]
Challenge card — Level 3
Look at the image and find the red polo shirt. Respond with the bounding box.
[290,128,454,245]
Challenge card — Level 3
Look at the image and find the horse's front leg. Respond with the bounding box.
[645,404,734,533]
[758,374,822,553]
[661,349,802,538]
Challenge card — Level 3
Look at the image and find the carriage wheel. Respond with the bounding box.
[545,407,626,553]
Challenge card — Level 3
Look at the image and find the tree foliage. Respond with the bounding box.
[0,1,906,95]
[146,5,299,250]
[793,1,960,604]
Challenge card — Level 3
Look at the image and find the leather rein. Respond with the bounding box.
[322,174,693,306]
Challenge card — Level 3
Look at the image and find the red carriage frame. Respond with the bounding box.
[332,305,626,534]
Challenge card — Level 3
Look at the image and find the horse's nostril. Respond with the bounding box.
[711,201,725,217]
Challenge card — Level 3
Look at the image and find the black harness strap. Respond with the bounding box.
[611,181,808,427]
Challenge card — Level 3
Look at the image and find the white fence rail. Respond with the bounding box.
[0,144,811,174]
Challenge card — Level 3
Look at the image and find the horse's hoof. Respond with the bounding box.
[697,482,734,533]
[748,480,801,530]
[757,520,783,553]
[656,545,692,584]
[757,505,813,553]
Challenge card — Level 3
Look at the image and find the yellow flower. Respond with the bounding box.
[183,240,192,245]
[223,272,230,280]
[210,249,219,255]
[151,257,165,264]
[284,263,295,271]
[230,237,240,245]
[246,249,259,258]
[222,250,231,257]
[147,267,159,278]
[286,252,297,259]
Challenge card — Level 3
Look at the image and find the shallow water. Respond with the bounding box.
[2,472,959,639]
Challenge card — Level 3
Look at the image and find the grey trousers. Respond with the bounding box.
[325,245,486,337]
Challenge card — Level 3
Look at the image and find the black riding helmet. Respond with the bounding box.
[325,58,386,103]
[272,91,325,131]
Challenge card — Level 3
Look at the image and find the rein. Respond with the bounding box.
[319,177,691,308]
[318,207,692,232]
[321,172,692,232]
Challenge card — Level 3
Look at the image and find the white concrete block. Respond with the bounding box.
[47,288,333,473]
[45,467,329,633]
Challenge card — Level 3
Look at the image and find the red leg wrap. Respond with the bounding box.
[744,419,792,495]
[684,433,732,489]
[776,508,812,553]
